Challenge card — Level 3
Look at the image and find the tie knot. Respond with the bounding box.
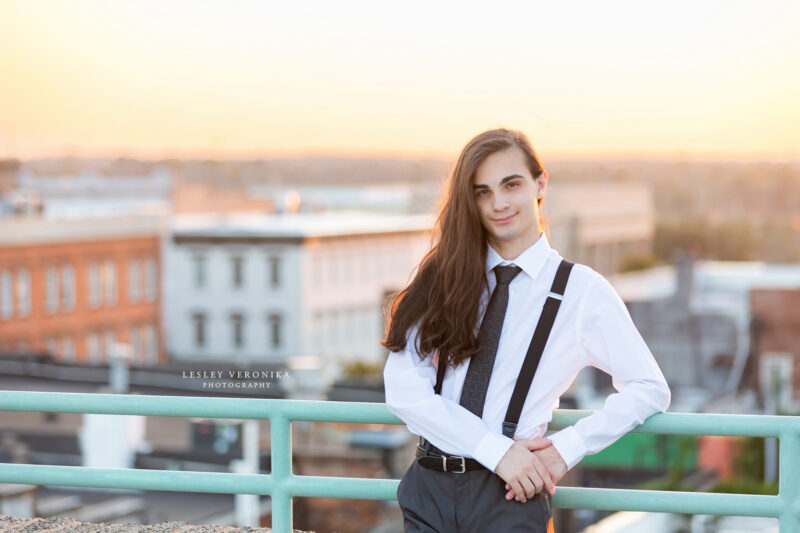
[493,265,522,286]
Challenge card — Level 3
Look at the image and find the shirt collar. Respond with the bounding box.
[486,232,552,281]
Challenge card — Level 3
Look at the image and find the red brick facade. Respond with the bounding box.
[0,234,163,365]
[750,289,800,399]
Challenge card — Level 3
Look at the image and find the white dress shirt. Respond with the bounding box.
[383,233,671,472]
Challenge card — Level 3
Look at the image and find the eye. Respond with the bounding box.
[506,181,519,189]
[475,189,489,198]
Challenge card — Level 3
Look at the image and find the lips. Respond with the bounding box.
[492,213,516,224]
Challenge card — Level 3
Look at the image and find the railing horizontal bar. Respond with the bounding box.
[2,392,796,437]
[0,463,786,519]
[3,390,799,528]
[285,475,399,499]
[552,487,784,517]
[0,391,399,424]
[0,464,273,495]
[550,410,799,437]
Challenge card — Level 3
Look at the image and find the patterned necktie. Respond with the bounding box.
[458,264,522,418]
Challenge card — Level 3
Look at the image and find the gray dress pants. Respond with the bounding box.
[396,459,553,532]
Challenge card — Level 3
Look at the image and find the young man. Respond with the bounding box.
[382,128,671,532]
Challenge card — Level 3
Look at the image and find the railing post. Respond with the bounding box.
[271,414,292,533]
[779,432,800,533]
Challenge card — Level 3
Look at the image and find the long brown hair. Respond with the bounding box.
[381,128,546,367]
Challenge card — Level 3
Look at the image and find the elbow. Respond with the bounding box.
[646,376,671,414]
[660,381,672,413]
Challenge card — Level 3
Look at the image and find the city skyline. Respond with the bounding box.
[1,1,799,161]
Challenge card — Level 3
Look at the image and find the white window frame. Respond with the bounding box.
[1,269,12,319]
[103,260,117,306]
[145,257,157,302]
[45,265,59,314]
[88,262,101,309]
[16,268,31,317]
[61,264,75,311]
[128,259,141,304]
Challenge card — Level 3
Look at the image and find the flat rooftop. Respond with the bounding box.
[172,210,434,239]
[0,214,165,247]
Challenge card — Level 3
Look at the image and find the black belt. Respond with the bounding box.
[415,439,485,473]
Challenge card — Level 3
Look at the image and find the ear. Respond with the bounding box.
[536,170,548,198]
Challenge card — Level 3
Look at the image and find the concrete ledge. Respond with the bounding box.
[0,515,313,532]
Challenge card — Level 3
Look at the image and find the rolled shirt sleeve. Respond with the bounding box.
[549,275,671,470]
[383,327,515,472]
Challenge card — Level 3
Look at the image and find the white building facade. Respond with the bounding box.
[165,211,433,378]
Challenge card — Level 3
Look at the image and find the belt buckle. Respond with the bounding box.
[443,455,466,474]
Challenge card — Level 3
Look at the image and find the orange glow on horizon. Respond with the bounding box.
[1,1,798,161]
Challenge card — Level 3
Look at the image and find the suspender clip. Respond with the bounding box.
[502,421,517,438]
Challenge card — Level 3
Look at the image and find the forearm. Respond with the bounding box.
[549,378,670,469]
[384,349,513,471]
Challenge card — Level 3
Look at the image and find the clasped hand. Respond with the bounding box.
[493,437,568,503]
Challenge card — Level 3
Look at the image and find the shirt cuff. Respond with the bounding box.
[472,431,515,472]
[548,426,589,470]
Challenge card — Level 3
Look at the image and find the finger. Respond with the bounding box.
[531,455,554,495]
[506,485,519,501]
[520,475,536,500]
[527,471,543,496]
[517,476,535,502]
[510,479,525,503]
[504,483,517,501]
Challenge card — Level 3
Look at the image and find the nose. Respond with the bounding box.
[492,191,510,211]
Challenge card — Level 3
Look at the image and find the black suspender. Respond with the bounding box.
[501,259,573,437]
[431,259,574,439]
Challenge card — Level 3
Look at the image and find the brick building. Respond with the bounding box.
[750,288,800,411]
[0,215,164,365]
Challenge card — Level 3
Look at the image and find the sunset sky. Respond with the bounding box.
[0,1,798,160]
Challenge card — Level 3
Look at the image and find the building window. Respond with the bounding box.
[88,262,101,309]
[312,312,323,352]
[231,313,245,349]
[103,260,117,306]
[62,264,75,311]
[192,313,207,348]
[328,251,339,285]
[231,256,243,288]
[45,337,58,357]
[104,330,116,357]
[45,265,59,314]
[128,259,141,303]
[145,257,157,301]
[62,336,76,363]
[1,269,13,319]
[130,327,142,364]
[268,256,281,288]
[268,313,282,349]
[193,255,206,289]
[86,333,102,364]
[144,324,157,365]
[16,268,30,317]
[329,310,339,346]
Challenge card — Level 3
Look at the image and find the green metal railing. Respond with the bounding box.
[0,391,795,532]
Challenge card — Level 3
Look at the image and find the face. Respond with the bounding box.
[472,146,546,258]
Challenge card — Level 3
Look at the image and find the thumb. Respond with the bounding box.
[517,437,551,451]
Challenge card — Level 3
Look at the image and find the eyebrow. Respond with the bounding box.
[473,174,526,189]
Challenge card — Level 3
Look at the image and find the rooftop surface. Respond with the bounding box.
[172,210,434,238]
[608,261,800,302]
[0,214,166,246]
[0,515,311,532]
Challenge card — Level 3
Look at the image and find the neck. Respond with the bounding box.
[489,229,543,260]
